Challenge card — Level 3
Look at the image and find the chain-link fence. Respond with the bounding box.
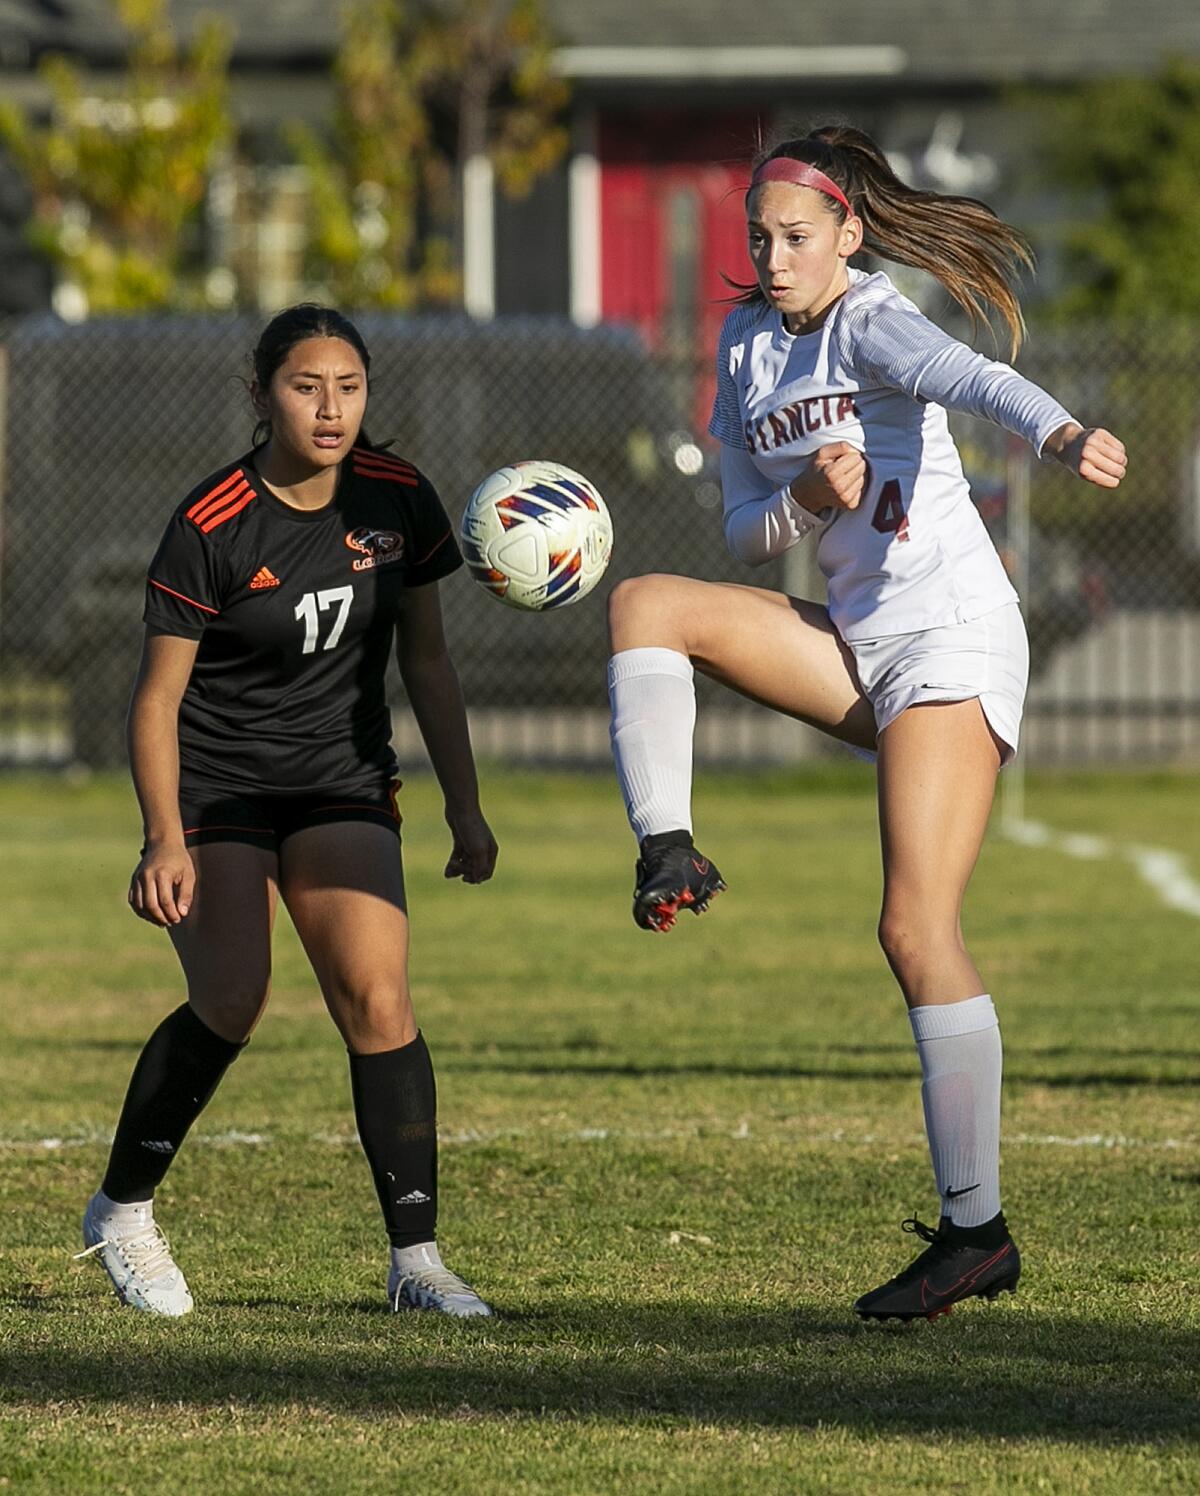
[1,312,1198,770]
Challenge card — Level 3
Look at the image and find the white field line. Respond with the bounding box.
[1001,817,1200,918]
[3,1126,1192,1153]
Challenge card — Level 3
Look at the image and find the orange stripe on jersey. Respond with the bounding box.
[351,452,419,486]
[413,527,453,566]
[189,479,249,531]
[352,447,415,472]
[352,457,419,481]
[187,469,247,525]
[353,466,419,488]
[149,578,219,615]
[198,483,256,533]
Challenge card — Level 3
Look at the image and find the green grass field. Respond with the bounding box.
[1,766,1198,1493]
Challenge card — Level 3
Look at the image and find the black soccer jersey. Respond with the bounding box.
[143,445,462,794]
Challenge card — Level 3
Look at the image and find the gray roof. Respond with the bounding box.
[2,0,1198,82]
[549,0,1200,83]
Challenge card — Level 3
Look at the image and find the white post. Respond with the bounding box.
[462,153,495,320]
[569,112,601,328]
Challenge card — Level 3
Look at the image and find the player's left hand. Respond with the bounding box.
[444,806,498,884]
[1045,423,1127,489]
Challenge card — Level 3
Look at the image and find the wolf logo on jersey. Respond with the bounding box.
[346,527,405,572]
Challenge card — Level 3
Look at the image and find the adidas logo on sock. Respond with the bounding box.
[141,1139,175,1154]
[395,1189,431,1205]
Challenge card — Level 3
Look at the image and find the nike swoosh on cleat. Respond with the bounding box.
[919,1242,1014,1308]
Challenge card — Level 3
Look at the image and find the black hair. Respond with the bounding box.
[249,303,383,449]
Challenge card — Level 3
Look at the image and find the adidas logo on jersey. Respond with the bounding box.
[250,566,281,590]
[395,1189,431,1205]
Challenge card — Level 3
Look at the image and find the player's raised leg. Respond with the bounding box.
[607,573,876,930]
[80,841,277,1316]
[279,819,491,1318]
[854,699,1020,1321]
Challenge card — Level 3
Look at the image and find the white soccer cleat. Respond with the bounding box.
[77,1192,194,1317]
[388,1243,492,1318]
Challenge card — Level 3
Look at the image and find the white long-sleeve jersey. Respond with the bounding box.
[708,269,1074,640]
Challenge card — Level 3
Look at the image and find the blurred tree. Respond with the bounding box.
[292,0,568,310]
[0,0,233,316]
[1028,60,1200,591]
[1036,57,1200,318]
[0,148,53,314]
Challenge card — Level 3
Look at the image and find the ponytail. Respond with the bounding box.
[735,124,1033,358]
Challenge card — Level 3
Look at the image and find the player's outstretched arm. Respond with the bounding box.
[396,582,498,885]
[1041,423,1127,490]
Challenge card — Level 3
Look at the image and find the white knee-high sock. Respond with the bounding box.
[909,994,1003,1228]
[608,647,696,841]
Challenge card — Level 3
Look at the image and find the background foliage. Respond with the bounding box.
[0,0,567,315]
[0,0,232,314]
[1034,57,1200,320]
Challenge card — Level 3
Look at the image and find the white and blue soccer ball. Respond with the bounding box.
[460,460,614,612]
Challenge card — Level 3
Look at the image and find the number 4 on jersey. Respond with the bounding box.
[295,585,354,654]
[871,479,910,543]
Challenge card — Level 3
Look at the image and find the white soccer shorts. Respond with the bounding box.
[846,602,1029,763]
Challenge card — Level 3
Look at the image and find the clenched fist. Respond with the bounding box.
[788,442,868,516]
[1043,423,1126,490]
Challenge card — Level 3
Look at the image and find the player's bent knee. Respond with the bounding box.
[877,910,960,975]
[607,574,644,632]
[329,983,415,1047]
[608,574,681,625]
[190,983,270,1044]
[608,573,696,651]
[876,912,906,968]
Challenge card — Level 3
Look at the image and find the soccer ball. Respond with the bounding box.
[459,460,614,612]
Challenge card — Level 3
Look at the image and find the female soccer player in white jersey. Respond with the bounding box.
[607,125,1126,1321]
[78,305,497,1318]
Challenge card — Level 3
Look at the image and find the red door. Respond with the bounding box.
[599,111,760,433]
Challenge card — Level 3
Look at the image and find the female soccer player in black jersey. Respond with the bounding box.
[78,305,497,1317]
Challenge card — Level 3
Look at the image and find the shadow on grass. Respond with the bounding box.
[442,1055,1200,1089]
[15,1044,1197,1091]
[3,1298,1197,1441]
[15,1035,1199,1089]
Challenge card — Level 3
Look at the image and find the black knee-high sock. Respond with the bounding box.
[349,1032,438,1249]
[101,1004,245,1204]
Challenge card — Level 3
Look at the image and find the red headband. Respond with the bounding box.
[749,158,854,216]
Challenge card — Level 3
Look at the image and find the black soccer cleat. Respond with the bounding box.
[632,831,726,933]
[853,1214,1021,1322]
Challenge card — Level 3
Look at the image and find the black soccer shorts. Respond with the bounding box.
[175,772,402,852]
